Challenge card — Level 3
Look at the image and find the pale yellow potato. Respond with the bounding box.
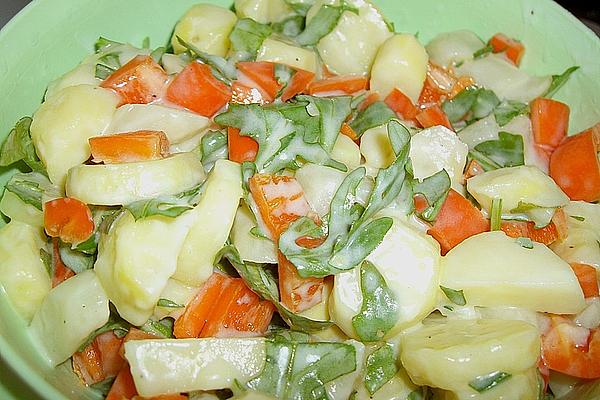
[31,84,119,188]
[161,53,187,75]
[331,133,361,170]
[125,338,266,396]
[257,38,318,73]
[441,231,586,314]
[426,30,484,68]
[552,201,600,268]
[171,4,237,57]
[439,369,539,400]
[401,319,540,393]
[45,63,99,100]
[174,160,243,286]
[66,153,205,206]
[29,271,109,366]
[370,34,428,103]
[153,278,199,320]
[230,204,277,264]
[353,368,418,400]
[0,191,43,228]
[295,163,346,217]
[360,124,395,169]
[0,221,49,322]
[234,0,293,23]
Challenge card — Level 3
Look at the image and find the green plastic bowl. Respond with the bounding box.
[0,0,598,399]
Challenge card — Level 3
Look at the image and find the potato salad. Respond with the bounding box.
[0,0,599,399]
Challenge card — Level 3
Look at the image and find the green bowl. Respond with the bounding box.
[0,0,598,399]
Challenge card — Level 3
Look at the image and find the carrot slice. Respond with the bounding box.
[90,130,169,164]
[72,339,104,385]
[501,220,559,246]
[44,198,94,245]
[490,33,525,65]
[166,61,231,117]
[199,279,247,338]
[106,365,138,400]
[231,81,266,105]
[281,68,315,102]
[278,254,324,312]
[73,331,125,385]
[463,159,485,181]
[237,61,282,101]
[385,88,418,120]
[549,123,600,202]
[308,75,368,95]
[570,263,599,298]
[228,127,258,163]
[531,98,570,151]
[448,76,476,99]
[100,55,167,106]
[358,92,380,112]
[427,189,489,255]
[415,105,453,130]
[340,123,359,142]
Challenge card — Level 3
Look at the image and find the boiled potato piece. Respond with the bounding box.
[426,30,484,68]
[107,104,210,144]
[29,270,109,366]
[234,0,293,23]
[360,124,395,169]
[175,160,243,286]
[295,163,346,217]
[153,278,198,320]
[95,209,197,326]
[331,133,361,170]
[311,0,392,75]
[0,191,43,228]
[161,53,187,75]
[456,54,551,102]
[171,4,237,57]
[66,153,205,205]
[125,338,266,396]
[552,201,600,268]
[45,63,99,100]
[401,319,540,393]
[31,85,119,187]
[441,231,586,314]
[231,204,277,264]
[370,34,428,103]
[440,369,539,400]
[257,38,318,73]
[409,126,468,191]
[330,219,441,339]
[0,221,49,322]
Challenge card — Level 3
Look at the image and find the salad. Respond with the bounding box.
[0,0,599,399]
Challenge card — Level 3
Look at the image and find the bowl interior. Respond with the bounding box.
[0,0,598,399]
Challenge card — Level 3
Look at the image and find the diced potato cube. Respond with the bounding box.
[234,0,293,23]
[45,63,100,101]
[257,38,318,73]
[295,163,346,217]
[331,133,361,170]
[425,30,484,68]
[360,124,395,169]
[0,190,43,228]
[231,204,277,264]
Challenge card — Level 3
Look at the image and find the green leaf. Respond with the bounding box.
[472,89,500,120]
[150,46,166,64]
[125,184,203,221]
[296,3,356,46]
[197,130,228,171]
[272,16,306,37]
[349,101,396,138]
[95,52,121,79]
[570,215,585,222]
[490,198,503,231]
[94,36,122,52]
[440,285,467,306]
[4,172,55,211]
[229,18,273,62]
[176,36,237,83]
[493,100,529,126]
[0,117,46,173]
[141,318,174,338]
[157,298,184,308]
[473,44,493,59]
[407,389,425,400]
[442,88,499,123]
[516,237,534,249]
[58,241,94,274]
[473,131,524,169]
[78,305,130,351]
[412,170,451,222]
[142,36,150,49]
[283,0,315,16]
[469,371,512,393]
[246,336,357,399]
[73,207,121,255]
[544,66,579,98]
[364,344,397,395]
[40,248,52,277]
[352,261,399,342]
[295,95,352,151]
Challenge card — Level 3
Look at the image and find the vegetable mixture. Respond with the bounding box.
[0,0,599,399]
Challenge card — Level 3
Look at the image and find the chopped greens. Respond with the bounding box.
[141,318,175,338]
[197,130,228,171]
[364,344,398,394]
[570,215,585,222]
[493,100,529,126]
[125,184,203,220]
[78,305,130,352]
[473,44,493,59]
[411,170,451,222]
[442,87,500,123]
[468,371,512,393]
[0,117,46,174]
[544,66,579,98]
[470,131,524,170]
[349,101,396,138]
[440,285,467,306]
[157,298,184,309]
[296,2,357,46]
[58,241,95,274]
[176,36,238,84]
[229,18,272,62]
[272,16,305,37]
[3,172,57,211]
[95,52,120,79]
[490,198,503,231]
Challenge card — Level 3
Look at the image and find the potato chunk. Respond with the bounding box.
[257,38,318,73]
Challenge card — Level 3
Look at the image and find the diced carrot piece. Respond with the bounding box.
[73,331,125,386]
[570,263,599,298]
[413,194,429,214]
[51,238,75,288]
[418,63,455,108]
[416,105,453,130]
[490,33,525,65]
[427,189,489,255]
[278,254,324,312]
[101,56,167,106]
[463,159,485,181]
[501,220,559,245]
[231,81,266,105]
[340,123,359,142]
[281,68,315,102]
[418,78,446,108]
[531,98,570,150]
[235,300,275,334]
[107,365,138,400]
[166,61,231,117]
[551,208,569,240]
[308,75,368,95]
[550,123,600,202]
[45,198,94,245]
[228,127,258,163]
[90,130,169,164]
[95,331,126,378]
[237,61,282,101]
[385,88,418,120]
[358,92,380,112]
[199,279,247,338]
[72,340,104,385]
[448,76,476,99]
[118,328,159,359]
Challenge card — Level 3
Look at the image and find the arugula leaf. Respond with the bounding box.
[141,317,174,338]
[296,3,356,46]
[544,66,579,98]
[493,100,529,126]
[440,285,467,306]
[3,172,55,211]
[95,52,120,79]
[216,245,332,332]
[442,88,499,123]
[516,237,534,249]
[141,36,150,49]
[469,371,512,393]
[157,298,184,308]
[246,336,357,399]
[490,198,503,231]
[472,89,500,120]
[570,215,585,222]
[78,305,130,351]
[176,36,237,84]
[58,241,94,274]
[94,37,122,52]
[40,248,52,276]
[349,101,396,138]
[364,344,397,395]
[0,117,46,173]
[471,131,524,170]
[473,44,493,59]
[273,16,306,37]
[352,261,399,342]
[125,184,203,221]
[411,170,451,222]
[283,0,315,16]
[229,18,272,62]
[196,130,228,171]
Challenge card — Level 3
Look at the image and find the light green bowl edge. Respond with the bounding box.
[0,0,598,399]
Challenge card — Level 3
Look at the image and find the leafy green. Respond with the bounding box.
[473,44,493,59]
[490,198,503,231]
[442,88,500,123]
[544,66,579,98]
[58,241,94,274]
[352,261,399,342]
[493,100,529,126]
[3,172,55,211]
[216,245,332,332]
[364,344,397,395]
[283,0,315,16]
[411,170,451,222]
[246,336,357,400]
[469,371,512,393]
[78,305,130,351]
[142,36,150,49]
[296,3,356,46]
[349,101,396,138]
[570,215,585,222]
[176,36,238,84]
[125,184,203,221]
[0,117,46,173]
[94,37,122,52]
[229,18,273,62]
[141,318,175,338]
[516,237,534,249]
[157,298,184,308]
[73,207,121,255]
[197,130,228,171]
[40,248,52,276]
[273,16,306,37]
[150,46,166,64]
[471,131,524,170]
[95,52,120,79]
[440,286,467,306]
